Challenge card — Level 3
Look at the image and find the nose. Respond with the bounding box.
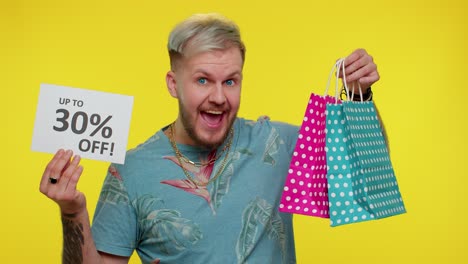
[208,83,226,105]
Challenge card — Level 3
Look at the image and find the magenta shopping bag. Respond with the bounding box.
[279,92,338,217]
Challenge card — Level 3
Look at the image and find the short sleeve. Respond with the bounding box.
[91,165,137,257]
[271,121,299,157]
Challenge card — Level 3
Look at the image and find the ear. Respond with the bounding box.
[166,71,178,98]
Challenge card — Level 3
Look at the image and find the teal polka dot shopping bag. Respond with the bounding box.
[325,60,406,227]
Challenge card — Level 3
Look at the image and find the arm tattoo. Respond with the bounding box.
[62,217,84,264]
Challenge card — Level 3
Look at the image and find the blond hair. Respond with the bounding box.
[168,13,246,70]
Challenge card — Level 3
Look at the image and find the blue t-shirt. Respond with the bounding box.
[91,117,299,264]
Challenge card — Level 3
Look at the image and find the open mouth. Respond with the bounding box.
[201,110,225,127]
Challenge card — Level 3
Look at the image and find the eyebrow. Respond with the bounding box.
[193,69,242,79]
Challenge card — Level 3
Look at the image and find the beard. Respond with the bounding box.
[178,100,236,150]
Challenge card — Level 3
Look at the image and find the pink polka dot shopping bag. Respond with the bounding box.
[279,60,344,218]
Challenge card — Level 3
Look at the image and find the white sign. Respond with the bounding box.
[32,84,134,164]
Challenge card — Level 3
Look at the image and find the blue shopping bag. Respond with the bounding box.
[325,60,406,227]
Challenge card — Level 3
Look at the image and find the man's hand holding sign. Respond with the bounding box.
[33,84,134,263]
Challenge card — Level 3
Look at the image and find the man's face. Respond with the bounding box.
[167,46,243,149]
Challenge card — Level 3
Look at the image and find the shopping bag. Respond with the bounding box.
[279,61,343,217]
[325,60,406,227]
[279,93,336,217]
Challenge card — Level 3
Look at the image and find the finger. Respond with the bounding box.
[50,149,74,182]
[345,56,372,78]
[58,154,81,189]
[344,48,367,67]
[60,151,77,176]
[40,149,65,192]
[339,49,370,78]
[66,165,84,192]
[358,71,380,89]
[346,63,376,83]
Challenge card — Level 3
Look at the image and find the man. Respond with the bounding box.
[40,13,379,264]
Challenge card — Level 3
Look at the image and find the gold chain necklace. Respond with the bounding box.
[176,132,231,167]
[168,122,233,187]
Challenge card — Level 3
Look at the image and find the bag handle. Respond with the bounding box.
[324,59,344,103]
[324,58,365,102]
[340,59,364,102]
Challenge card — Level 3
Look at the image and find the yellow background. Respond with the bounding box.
[2,0,466,263]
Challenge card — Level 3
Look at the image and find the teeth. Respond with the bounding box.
[205,110,223,115]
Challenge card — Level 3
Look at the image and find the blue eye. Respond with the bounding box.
[225,79,234,86]
[198,78,207,85]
